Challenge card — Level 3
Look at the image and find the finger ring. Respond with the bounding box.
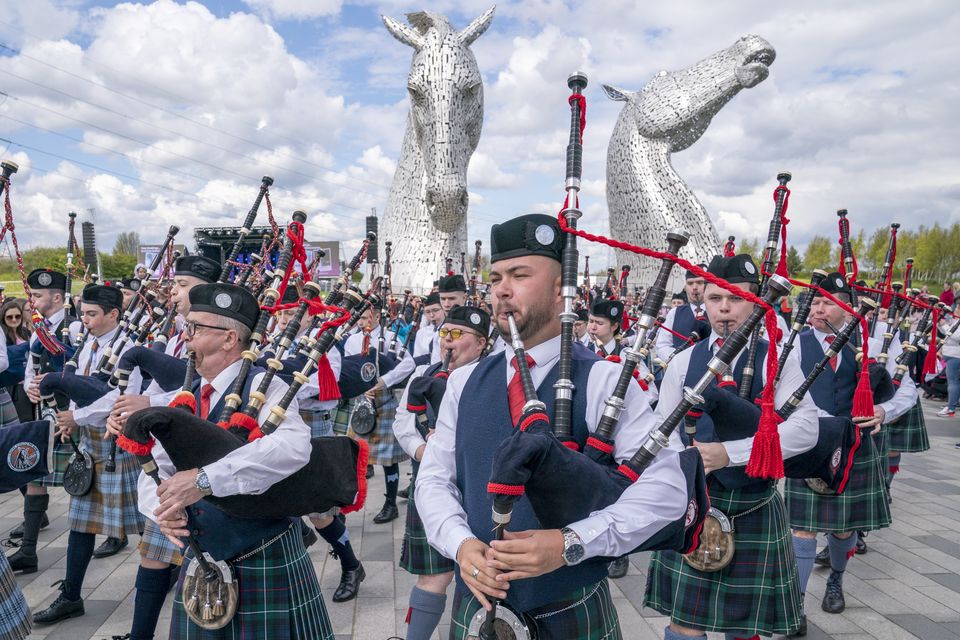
[471,567,480,578]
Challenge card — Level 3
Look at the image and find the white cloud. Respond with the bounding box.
[243,0,342,20]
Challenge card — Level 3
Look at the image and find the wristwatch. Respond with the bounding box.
[195,467,213,497]
[560,527,585,566]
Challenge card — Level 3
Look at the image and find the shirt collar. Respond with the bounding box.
[521,334,562,369]
[203,358,244,395]
[92,325,119,343]
[46,309,65,326]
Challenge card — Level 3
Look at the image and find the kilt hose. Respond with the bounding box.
[399,471,453,576]
[0,553,30,640]
[785,424,892,533]
[170,524,333,640]
[887,399,930,453]
[449,580,621,640]
[346,390,408,466]
[68,426,144,539]
[645,482,803,637]
[138,519,183,566]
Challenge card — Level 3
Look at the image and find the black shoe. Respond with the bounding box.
[9,512,49,539]
[607,557,629,579]
[787,613,807,637]
[373,502,399,524]
[398,484,411,500]
[332,563,365,603]
[7,549,37,574]
[93,536,128,559]
[33,584,84,625]
[821,570,845,613]
[365,465,374,479]
[814,546,830,567]
[856,532,867,555]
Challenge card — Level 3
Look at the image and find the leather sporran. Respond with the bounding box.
[682,507,735,572]
[466,603,533,640]
[181,553,239,630]
[350,395,377,436]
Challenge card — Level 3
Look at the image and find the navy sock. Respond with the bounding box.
[793,535,817,601]
[64,531,96,601]
[130,565,172,640]
[317,518,360,571]
[384,464,400,504]
[828,532,858,574]
[405,586,446,640]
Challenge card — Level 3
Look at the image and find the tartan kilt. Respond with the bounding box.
[644,482,803,637]
[346,390,408,466]
[68,427,144,538]
[138,519,183,566]
[887,400,929,453]
[170,524,333,640]
[449,580,621,640]
[298,408,334,439]
[29,441,71,488]
[785,425,892,533]
[0,553,31,640]
[0,389,19,428]
[331,400,351,436]
[400,474,453,576]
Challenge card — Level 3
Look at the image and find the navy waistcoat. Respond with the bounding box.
[798,330,856,419]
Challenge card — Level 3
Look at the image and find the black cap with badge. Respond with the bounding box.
[188,283,259,330]
[27,268,67,292]
[815,272,852,299]
[685,263,708,280]
[118,278,141,292]
[423,292,440,307]
[81,284,124,312]
[438,274,467,293]
[174,256,221,284]
[490,214,563,264]
[706,254,759,286]
[590,298,625,323]
[442,305,490,337]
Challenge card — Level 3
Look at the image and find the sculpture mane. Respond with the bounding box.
[604,35,775,290]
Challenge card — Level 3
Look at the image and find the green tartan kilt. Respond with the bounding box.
[138,519,182,566]
[644,482,803,637]
[449,580,621,640]
[0,552,30,640]
[30,441,71,488]
[785,425,892,533]
[887,400,929,453]
[332,400,351,436]
[400,473,453,576]
[171,524,333,640]
[346,390,408,466]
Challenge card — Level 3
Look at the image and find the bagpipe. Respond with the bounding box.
[776,269,827,381]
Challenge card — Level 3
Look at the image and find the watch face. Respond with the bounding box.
[565,544,585,565]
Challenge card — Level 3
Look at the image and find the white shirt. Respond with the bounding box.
[414,323,438,360]
[940,318,960,359]
[23,309,83,388]
[655,303,704,362]
[416,334,690,562]
[137,358,311,520]
[657,330,819,466]
[343,326,415,388]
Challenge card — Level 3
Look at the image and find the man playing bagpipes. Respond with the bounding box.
[644,254,820,640]
[429,275,469,363]
[14,269,83,570]
[133,282,334,639]
[413,292,444,364]
[574,308,590,346]
[33,284,146,625]
[416,214,696,640]
[654,266,709,363]
[105,254,221,640]
[343,303,416,524]
[393,305,490,640]
[784,273,915,626]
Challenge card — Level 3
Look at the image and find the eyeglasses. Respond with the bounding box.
[438,327,468,340]
[185,320,230,338]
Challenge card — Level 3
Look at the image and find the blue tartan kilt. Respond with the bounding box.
[785,425,892,533]
[298,408,334,439]
[449,580,621,640]
[0,553,30,640]
[644,482,803,637]
[887,400,929,453]
[400,473,453,576]
[138,519,182,566]
[346,390,407,466]
[68,426,144,538]
[170,524,333,640]
[331,400,351,436]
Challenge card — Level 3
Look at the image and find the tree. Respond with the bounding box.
[114,232,140,256]
[738,237,760,263]
[786,245,803,275]
[804,235,833,272]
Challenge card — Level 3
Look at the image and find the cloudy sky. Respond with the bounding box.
[0,0,956,275]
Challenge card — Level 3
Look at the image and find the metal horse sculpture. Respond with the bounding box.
[603,35,776,290]
[380,8,494,292]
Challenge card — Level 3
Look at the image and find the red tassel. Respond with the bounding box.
[923,306,940,377]
[341,438,369,514]
[316,354,341,402]
[746,311,785,479]
[116,434,154,457]
[168,391,196,413]
[229,412,260,434]
[247,426,265,442]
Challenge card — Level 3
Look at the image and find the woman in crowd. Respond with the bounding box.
[0,298,24,425]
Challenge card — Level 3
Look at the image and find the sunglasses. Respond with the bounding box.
[438,327,471,340]
[4,314,20,320]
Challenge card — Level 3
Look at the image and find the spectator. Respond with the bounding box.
[0,299,31,423]
[941,282,955,308]
[953,282,960,310]
[941,315,960,419]
[0,299,20,426]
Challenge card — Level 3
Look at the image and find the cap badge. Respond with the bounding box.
[743,261,756,275]
[835,277,845,288]
[534,224,555,246]
[215,293,233,309]
[470,313,481,325]
[38,273,52,286]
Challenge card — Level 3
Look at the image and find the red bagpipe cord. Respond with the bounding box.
[774,185,791,277]
[656,320,695,345]
[557,210,784,479]
[785,276,874,419]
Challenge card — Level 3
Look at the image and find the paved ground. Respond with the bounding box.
[8,397,960,639]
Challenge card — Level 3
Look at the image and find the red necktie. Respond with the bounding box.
[713,338,724,382]
[825,335,838,371]
[508,354,536,425]
[695,304,705,321]
[199,383,215,420]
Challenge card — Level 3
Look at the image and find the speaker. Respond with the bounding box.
[81,222,100,281]
[366,215,379,264]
